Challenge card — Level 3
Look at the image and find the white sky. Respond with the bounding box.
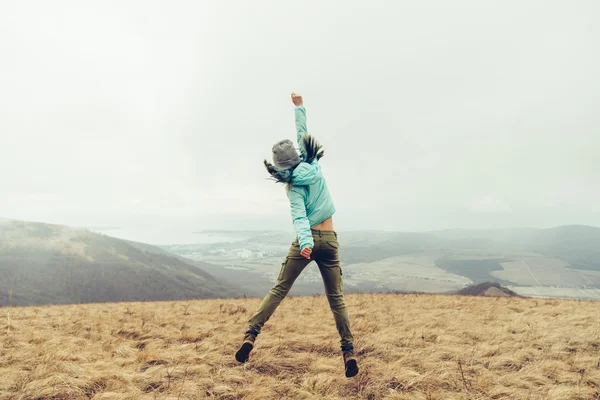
[1,0,599,243]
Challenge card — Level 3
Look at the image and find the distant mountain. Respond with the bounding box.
[526,225,600,271]
[339,226,600,269]
[0,219,239,306]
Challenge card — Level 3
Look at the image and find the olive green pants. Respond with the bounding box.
[247,230,354,351]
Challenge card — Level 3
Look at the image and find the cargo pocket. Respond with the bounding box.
[326,240,339,249]
[277,258,288,281]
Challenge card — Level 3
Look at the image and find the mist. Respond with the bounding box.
[1,0,598,244]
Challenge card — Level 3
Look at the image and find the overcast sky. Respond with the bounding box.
[1,0,598,243]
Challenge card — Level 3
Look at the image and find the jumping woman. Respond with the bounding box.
[235,93,358,378]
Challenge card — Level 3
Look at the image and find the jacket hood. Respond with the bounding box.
[292,162,322,186]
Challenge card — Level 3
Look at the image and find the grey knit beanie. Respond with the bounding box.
[272,139,301,170]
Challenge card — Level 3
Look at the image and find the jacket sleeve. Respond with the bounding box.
[295,106,308,157]
[287,188,314,250]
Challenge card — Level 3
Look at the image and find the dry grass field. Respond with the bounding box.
[1,293,600,400]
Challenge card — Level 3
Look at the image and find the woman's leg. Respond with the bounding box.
[314,231,358,377]
[314,233,354,351]
[246,240,312,335]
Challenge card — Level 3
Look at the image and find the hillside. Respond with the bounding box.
[0,219,239,306]
[1,294,599,399]
[123,239,264,298]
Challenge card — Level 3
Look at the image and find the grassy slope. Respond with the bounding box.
[1,294,599,399]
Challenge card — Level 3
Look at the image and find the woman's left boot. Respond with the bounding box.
[235,332,256,363]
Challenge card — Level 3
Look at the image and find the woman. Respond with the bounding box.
[235,93,358,378]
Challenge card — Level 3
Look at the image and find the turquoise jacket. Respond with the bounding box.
[287,106,336,250]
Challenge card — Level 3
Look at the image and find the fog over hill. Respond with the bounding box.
[0,219,239,306]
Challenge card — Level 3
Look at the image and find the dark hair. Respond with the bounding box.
[302,135,325,164]
[264,134,324,190]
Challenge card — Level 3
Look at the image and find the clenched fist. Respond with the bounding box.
[300,246,312,259]
[291,92,303,106]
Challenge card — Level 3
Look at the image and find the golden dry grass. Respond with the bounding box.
[1,293,599,400]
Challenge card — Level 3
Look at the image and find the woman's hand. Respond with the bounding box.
[291,92,303,106]
[300,246,312,259]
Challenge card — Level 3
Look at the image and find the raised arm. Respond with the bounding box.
[291,93,308,157]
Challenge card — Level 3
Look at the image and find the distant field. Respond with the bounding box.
[1,294,599,399]
[574,269,600,286]
[343,255,471,293]
[494,257,588,287]
[435,258,513,286]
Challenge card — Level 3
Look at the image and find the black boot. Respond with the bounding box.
[343,349,359,378]
[235,333,256,363]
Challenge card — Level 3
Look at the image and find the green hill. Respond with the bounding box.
[0,219,239,306]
